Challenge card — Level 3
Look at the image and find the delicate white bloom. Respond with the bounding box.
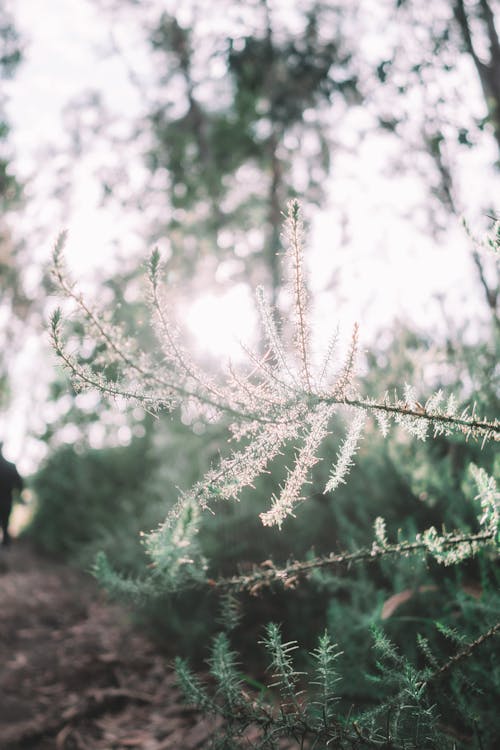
[283,199,312,392]
[331,323,359,399]
[373,516,388,548]
[394,411,428,441]
[325,410,365,493]
[415,524,483,566]
[446,393,457,417]
[374,410,390,437]
[260,403,335,528]
[187,419,301,512]
[470,464,499,536]
[425,390,444,414]
[318,325,340,389]
[255,285,296,390]
[403,383,418,409]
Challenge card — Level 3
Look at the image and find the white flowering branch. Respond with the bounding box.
[51,201,499,541]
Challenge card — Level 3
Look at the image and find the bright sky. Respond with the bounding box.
[2,0,499,472]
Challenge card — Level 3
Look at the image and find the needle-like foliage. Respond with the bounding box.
[50,203,500,749]
[51,200,499,542]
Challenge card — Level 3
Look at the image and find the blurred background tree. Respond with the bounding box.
[45,0,498,336]
[0,1,25,411]
[143,0,360,301]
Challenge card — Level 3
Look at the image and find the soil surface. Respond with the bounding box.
[0,540,216,750]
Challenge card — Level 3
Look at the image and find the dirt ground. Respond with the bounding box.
[0,540,217,750]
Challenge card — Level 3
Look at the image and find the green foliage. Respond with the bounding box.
[175,615,500,749]
[0,2,24,400]
[261,622,302,703]
[0,2,22,209]
[48,206,500,747]
[209,632,243,709]
[142,492,207,591]
[28,436,162,571]
[309,631,342,724]
[98,2,362,300]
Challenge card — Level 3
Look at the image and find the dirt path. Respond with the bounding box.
[0,541,215,750]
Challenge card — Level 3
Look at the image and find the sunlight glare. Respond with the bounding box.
[185,285,256,361]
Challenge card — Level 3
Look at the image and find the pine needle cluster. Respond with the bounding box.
[174,610,500,749]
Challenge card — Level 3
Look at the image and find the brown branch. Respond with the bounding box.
[454,0,484,71]
[454,0,500,153]
[471,249,500,330]
[362,619,500,734]
[341,396,500,439]
[288,203,312,393]
[214,530,496,593]
[478,0,500,63]
[51,295,279,427]
[428,619,500,684]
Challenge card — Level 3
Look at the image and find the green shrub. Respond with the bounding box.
[48,203,500,747]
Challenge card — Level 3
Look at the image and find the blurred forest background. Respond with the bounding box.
[0,0,499,745]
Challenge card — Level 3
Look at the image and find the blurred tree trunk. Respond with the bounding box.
[453,0,500,158]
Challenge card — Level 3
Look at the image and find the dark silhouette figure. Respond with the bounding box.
[0,443,23,546]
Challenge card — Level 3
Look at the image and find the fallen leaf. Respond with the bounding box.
[381,585,438,620]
